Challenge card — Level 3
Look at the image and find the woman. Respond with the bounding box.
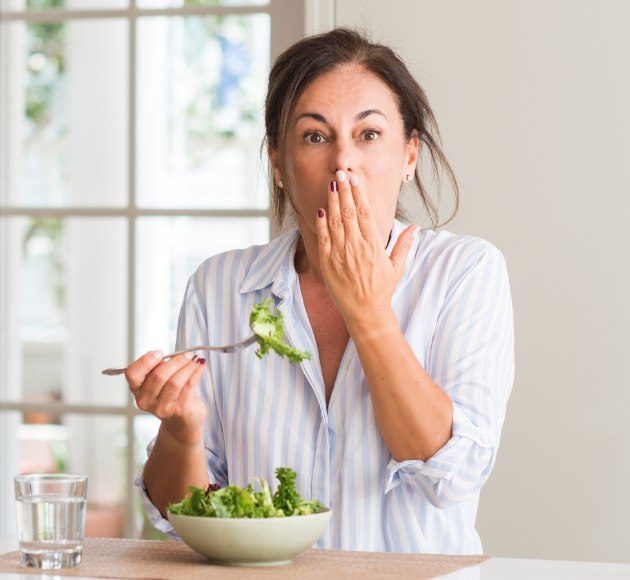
[128,28,514,554]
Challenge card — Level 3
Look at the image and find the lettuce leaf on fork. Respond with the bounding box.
[249,298,311,364]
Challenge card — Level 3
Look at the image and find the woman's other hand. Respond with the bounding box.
[315,169,418,326]
[125,351,207,446]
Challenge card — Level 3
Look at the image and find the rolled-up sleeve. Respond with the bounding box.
[134,270,229,536]
[385,240,515,509]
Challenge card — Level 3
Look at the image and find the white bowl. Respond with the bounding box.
[167,509,332,567]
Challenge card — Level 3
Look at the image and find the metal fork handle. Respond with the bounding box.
[101,334,258,376]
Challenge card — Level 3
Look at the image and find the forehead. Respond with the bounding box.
[292,65,400,120]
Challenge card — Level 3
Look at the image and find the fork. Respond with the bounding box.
[101,334,258,376]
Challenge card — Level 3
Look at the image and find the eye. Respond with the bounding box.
[303,131,327,144]
[362,129,382,142]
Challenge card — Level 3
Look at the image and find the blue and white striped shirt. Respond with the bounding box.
[135,218,515,554]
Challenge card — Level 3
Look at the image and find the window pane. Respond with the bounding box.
[136,14,270,209]
[0,0,128,11]
[0,19,128,206]
[1,412,128,538]
[0,217,128,405]
[136,217,268,354]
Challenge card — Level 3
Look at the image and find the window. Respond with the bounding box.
[0,0,306,539]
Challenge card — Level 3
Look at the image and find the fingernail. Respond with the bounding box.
[336,170,346,182]
[192,355,198,362]
[317,208,325,218]
[151,350,163,360]
[329,180,337,193]
[198,357,206,365]
[184,351,194,359]
[349,173,359,187]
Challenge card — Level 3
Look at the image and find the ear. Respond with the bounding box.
[404,129,420,175]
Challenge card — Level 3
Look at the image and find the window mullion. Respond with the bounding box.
[126,0,138,540]
[0,207,270,217]
[0,401,144,415]
[0,0,280,540]
[0,5,271,23]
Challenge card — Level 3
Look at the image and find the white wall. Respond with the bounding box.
[336,0,630,564]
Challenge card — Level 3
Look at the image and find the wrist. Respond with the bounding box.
[345,307,399,343]
[159,420,205,450]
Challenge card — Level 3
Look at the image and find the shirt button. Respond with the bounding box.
[481,434,489,444]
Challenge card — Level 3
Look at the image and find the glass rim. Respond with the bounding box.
[14,473,88,483]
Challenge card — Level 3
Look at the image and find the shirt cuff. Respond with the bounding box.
[384,404,494,494]
[133,467,182,540]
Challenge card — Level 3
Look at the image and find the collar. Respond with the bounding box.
[238,218,412,299]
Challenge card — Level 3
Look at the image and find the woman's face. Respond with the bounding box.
[271,64,419,242]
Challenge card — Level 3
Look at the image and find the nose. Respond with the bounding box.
[329,136,355,176]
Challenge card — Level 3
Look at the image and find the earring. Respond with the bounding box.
[277,180,284,188]
[405,174,413,182]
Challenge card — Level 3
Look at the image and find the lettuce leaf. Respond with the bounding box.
[168,467,325,518]
[249,298,311,364]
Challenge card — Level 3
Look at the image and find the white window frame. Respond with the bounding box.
[0,0,335,538]
[0,0,336,537]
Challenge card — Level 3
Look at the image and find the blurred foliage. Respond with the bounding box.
[184,0,221,5]
[27,0,64,7]
[22,218,65,310]
[183,0,239,5]
[50,439,69,472]
[26,20,65,125]
[184,15,260,165]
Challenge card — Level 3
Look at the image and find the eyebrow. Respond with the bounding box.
[294,109,388,126]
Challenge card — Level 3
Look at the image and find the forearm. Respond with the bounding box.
[348,309,453,462]
[143,423,209,518]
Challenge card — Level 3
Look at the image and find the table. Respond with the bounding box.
[2,535,630,579]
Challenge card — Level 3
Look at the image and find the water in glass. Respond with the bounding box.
[16,495,86,568]
[14,474,88,569]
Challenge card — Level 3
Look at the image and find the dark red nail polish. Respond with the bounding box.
[198,357,206,365]
[192,355,198,362]
[329,180,337,193]
[317,208,325,218]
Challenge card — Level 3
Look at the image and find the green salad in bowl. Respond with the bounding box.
[167,468,331,567]
[168,467,325,518]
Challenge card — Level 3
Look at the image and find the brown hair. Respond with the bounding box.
[263,27,459,230]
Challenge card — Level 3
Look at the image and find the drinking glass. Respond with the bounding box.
[14,474,88,569]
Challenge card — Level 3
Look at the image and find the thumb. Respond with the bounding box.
[389,225,418,277]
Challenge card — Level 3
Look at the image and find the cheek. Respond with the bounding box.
[284,158,329,211]
[362,154,402,212]
[365,146,401,174]
[363,155,402,194]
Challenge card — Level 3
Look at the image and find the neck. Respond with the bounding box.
[294,224,324,284]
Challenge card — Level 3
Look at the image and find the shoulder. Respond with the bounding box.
[419,228,506,264]
[408,227,509,288]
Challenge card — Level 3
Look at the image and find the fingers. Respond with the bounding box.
[326,175,345,251]
[335,170,362,245]
[316,206,331,260]
[132,352,199,417]
[125,350,164,393]
[154,356,206,418]
[316,170,381,263]
[347,172,380,244]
